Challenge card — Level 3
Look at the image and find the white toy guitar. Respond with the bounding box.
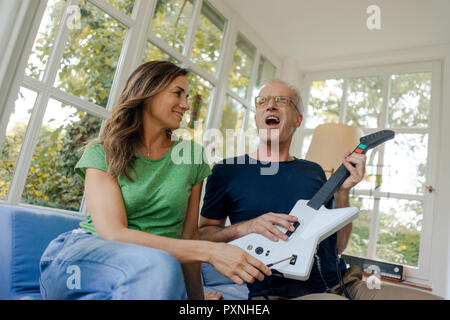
[229,130,395,281]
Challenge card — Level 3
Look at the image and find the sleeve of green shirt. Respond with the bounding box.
[192,141,211,186]
[74,143,108,180]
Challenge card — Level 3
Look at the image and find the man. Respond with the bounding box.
[199,79,442,300]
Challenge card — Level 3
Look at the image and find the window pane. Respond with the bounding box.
[105,0,135,15]
[228,33,256,99]
[256,55,276,88]
[190,0,226,75]
[219,96,246,158]
[25,0,66,80]
[354,145,381,192]
[346,76,383,128]
[173,72,213,136]
[252,56,276,103]
[245,110,258,154]
[21,99,102,211]
[142,41,179,64]
[376,198,423,267]
[150,0,194,53]
[55,0,127,107]
[381,134,428,195]
[0,87,37,199]
[345,196,374,258]
[306,79,343,128]
[300,133,312,159]
[388,72,431,128]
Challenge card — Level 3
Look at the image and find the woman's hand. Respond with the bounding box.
[208,242,272,285]
[205,291,224,300]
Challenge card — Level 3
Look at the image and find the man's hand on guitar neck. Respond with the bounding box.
[336,151,367,197]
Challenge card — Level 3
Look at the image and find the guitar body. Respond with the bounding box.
[229,200,359,280]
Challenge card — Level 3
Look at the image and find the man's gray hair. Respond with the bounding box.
[260,78,304,115]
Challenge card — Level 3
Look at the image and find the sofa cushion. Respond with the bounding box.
[0,205,84,300]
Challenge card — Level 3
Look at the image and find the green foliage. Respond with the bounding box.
[55,0,128,107]
[308,80,342,125]
[346,76,383,128]
[228,34,256,98]
[151,0,193,53]
[21,111,101,212]
[0,123,27,199]
[190,0,225,75]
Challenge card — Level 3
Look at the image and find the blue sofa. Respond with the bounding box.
[0,204,248,300]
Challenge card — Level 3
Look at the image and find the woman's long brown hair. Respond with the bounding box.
[88,61,188,182]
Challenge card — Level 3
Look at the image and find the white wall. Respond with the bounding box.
[0,0,22,98]
[292,44,450,298]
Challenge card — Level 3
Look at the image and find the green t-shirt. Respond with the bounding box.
[74,139,211,239]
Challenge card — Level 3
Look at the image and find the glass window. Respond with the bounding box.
[381,133,428,195]
[252,55,277,101]
[388,72,431,128]
[105,0,135,15]
[306,79,343,128]
[25,0,66,80]
[190,0,226,75]
[345,196,374,258]
[346,76,383,128]
[142,41,179,64]
[219,96,246,158]
[172,71,213,137]
[376,198,423,267]
[256,55,276,88]
[354,146,381,192]
[21,99,102,211]
[54,0,127,108]
[228,33,256,99]
[304,70,434,275]
[300,133,313,159]
[245,110,258,155]
[0,87,37,199]
[150,0,194,53]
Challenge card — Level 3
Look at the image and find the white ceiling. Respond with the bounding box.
[223,0,450,63]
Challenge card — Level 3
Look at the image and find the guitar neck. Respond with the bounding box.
[306,130,395,210]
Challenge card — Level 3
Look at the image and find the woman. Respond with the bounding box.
[39,61,271,300]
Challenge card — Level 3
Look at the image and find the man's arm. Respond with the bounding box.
[199,213,298,243]
[198,217,240,243]
[334,190,352,255]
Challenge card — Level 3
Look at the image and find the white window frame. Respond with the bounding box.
[206,4,281,153]
[0,0,282,215]
[299,60,442,285]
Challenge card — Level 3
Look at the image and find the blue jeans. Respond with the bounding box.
[39,229,188,300]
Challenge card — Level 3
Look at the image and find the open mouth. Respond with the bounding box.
[265,115,280,127]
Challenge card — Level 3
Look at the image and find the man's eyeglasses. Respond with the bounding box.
[255,96,296,108]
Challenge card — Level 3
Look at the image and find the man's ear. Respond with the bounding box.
[295,113,303,128]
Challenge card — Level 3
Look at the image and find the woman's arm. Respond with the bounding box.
[180,182,207,300]
[84,168,271,285]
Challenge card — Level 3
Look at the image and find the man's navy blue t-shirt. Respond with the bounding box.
[200,154,347,299]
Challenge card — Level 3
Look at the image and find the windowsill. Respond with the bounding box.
[362,275,432,291]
